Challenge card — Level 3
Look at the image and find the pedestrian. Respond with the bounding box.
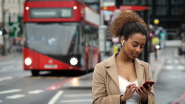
[92,11,155,104]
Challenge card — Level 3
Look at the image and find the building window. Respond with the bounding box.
[171,5,184,15]
[171,0,183,5]
[141,0,146,5]
[156,0,168,15]
[123,0,138,5]
[171,0,184,15]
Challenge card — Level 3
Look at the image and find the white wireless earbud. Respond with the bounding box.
[122,41,124,46]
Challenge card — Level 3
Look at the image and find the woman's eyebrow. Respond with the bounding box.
[133,41,139,44]
[133,41,145,45]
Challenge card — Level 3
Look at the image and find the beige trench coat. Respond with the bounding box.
[92,53,155,104]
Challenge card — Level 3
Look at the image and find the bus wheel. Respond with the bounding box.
[31,70,39,76]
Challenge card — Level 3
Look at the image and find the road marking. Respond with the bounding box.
[179,99,185,104]
[168,75,184,79]
[0,100,2,103]
[0,77,13,81]
[171,92,185,104]
[174,60,179,64]
[61,99,92,103]
[6,94,25,99]
[177,66,185,70]
[167,60,172,63]
[0,61,15,65]
[46,77,57,79]
[46,78,72,90]
[28,90,44,94]
[0,89,22,94]
[166,66,173,70]
[64,94,92,97]
[48,90,63,104]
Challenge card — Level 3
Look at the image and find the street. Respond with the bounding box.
[154,47,185,104]
[0,53,92,104]
[1,47,185,104]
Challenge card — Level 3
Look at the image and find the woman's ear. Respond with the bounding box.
[120,35,125,45]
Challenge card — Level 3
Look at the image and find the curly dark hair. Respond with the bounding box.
[109,11,148,41]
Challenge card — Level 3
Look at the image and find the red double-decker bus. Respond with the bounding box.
[23,0,101,76]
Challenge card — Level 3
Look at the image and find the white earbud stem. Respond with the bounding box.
[122,41,124,46]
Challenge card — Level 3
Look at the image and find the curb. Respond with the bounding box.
[153,58,165,83]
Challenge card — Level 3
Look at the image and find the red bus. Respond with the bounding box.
[23,0,101,76]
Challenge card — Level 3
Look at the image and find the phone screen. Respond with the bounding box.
[143,81,155,90]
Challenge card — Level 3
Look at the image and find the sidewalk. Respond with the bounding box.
[61,50,165,89]
[0,52,22,60]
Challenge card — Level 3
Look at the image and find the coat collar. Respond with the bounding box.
[105,53,145,88]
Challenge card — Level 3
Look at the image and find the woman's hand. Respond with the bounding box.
[136,84,152,102]
[121,84,136,102]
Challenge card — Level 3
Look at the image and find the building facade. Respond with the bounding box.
[102,0,185,39]
[0,0,25,31]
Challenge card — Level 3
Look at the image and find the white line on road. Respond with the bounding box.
[167,60,172,64]
[0,89,22,94]
[168,75,184,79]
[28,90,44,94]
[64,94,92,97]
[6,94,25,99]
[0,77,13,81]
[166,66,173,70]
[48,90,63,104]
[61,99,92,103]
[174,60,179,64]
[0,61,15,65]
[177,65,185,70]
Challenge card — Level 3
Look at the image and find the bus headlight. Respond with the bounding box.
[70,57,78,66]
[25,58,32,66]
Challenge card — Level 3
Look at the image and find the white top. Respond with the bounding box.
[118,75,139,104]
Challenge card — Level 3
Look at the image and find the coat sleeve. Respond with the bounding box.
[92,64,124,104]
[143,63,155,104]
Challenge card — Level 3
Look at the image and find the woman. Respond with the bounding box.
[92,11,155,104]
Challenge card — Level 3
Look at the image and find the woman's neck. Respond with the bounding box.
[116,49,133,64]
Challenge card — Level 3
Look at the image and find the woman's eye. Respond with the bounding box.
[133,45,137,47]
[140,46,144,49]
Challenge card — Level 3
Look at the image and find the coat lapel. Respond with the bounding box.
[134,58,145,86]
[105,53,145,89]
[105,53,120,88]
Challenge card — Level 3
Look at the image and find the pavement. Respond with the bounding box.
[0,52,22,60]
[61,50,165,89]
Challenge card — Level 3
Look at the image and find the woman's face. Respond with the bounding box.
[123,33,146,59]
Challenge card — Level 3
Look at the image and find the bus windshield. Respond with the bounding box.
[25,23,79,55]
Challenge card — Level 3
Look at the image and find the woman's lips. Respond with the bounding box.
[133,54,138,57]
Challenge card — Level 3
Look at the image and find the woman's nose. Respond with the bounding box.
[136,46,141,52]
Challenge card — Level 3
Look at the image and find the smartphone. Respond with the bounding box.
[142,81,155,90]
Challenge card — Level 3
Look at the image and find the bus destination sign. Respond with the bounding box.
[30,8,73,18]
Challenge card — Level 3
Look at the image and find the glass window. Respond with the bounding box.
[123,0,138,5]
[171,0,183,5]
[141,0,146,5]
[25,23,79,55]
[156,5,167,15]
[171,5,184,16]
[147,0,152,5]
